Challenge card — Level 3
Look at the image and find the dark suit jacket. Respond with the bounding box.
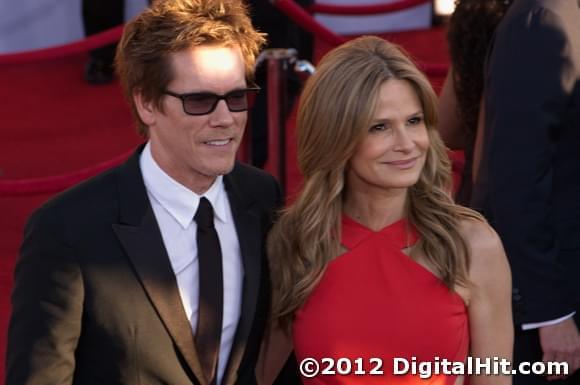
[5,145,282,385]
[471,0,580,325]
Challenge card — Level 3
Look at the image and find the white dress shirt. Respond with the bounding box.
[522,312,576,330]
[140,142,243,385]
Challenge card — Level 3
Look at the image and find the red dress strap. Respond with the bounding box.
[341,214,419,251]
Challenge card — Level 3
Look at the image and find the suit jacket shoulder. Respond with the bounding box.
[36,165,121,219]
[226,162,283,218]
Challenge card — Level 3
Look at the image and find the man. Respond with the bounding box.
[472,0,580,383]
[5,1,285,384]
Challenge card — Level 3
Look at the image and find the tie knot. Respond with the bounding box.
[194,197,215,229]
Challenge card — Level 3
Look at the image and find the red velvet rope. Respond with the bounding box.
[0,25,124,65]
[275,0,347,46]
[0,150,132,197]
[307,0,431,15]
[274,0,448,76]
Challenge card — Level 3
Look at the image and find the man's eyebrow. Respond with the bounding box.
[175,86,250,95]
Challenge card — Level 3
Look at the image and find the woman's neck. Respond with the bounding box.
[342,186,408,231]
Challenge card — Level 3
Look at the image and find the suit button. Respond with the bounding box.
[512,288,523,302]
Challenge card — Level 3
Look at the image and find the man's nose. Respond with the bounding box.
[209,99,235,127]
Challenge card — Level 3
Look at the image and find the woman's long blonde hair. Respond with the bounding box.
[268,36,483,331]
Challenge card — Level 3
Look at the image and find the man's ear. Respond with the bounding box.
[133,91,157,126]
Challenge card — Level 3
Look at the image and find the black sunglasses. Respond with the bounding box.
[163,87,260,116]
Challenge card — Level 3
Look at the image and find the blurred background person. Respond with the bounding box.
[82,0,125,84]
[471,0,580,383]
[437,0,513,205]
[82,0,150,84]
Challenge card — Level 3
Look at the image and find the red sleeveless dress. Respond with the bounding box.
[293,215,469,385]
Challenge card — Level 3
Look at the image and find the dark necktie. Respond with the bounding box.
[194,197,223,385]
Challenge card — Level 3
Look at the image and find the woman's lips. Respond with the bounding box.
[384,157,418,169]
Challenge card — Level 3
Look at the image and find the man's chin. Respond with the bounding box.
[201,161,236,177]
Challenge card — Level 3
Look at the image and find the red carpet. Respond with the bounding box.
[0,56,141,179]
[0,24,451,382]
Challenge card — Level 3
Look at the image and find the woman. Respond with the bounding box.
[438,0,513,204]
[265,36,513,385]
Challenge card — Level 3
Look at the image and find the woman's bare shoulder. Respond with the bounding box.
[459,217,503,257]
[457,217,510,286]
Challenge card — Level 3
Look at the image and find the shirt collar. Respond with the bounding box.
[139,142,228,229]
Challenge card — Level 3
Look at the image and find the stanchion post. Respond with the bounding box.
[261,48,298,196]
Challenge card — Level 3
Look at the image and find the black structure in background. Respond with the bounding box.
[248,0,314,169]
[82,0,125,84]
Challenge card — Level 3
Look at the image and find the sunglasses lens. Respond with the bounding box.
[183,94,218,115]
[177,89,259,115]
[225,90,250,112]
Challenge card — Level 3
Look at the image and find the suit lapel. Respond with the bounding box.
[222,167,262,385]
[112,147,208,385]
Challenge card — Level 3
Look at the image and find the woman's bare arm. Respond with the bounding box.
[462,219,514,385]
